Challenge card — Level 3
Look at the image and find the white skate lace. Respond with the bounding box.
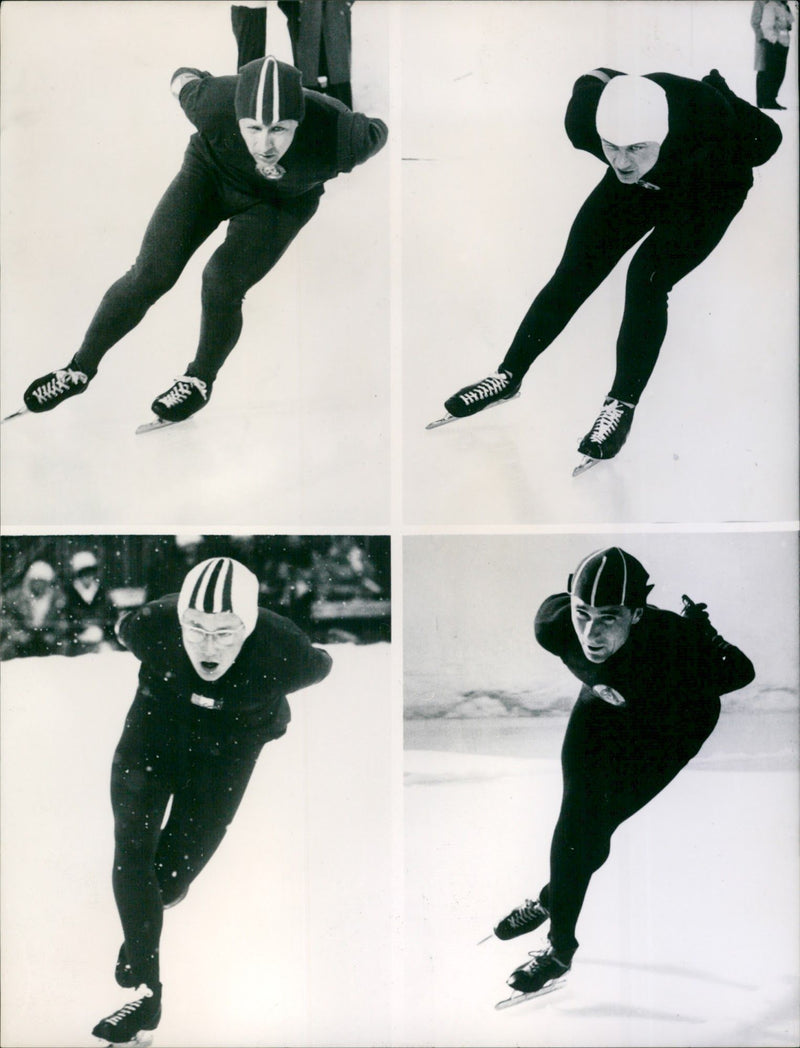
[31,368,87,404]
[158,375,208,408]
[460,372,509,406]
[104,991,152,1026]
[524,947,568,972]
[587,399,626,443]
[507,899,545,929]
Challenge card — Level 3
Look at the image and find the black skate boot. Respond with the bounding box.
[577,396,635,461]
[115,943,137,989]
[494,897,550,941]
[507,946,571,995]
[444,368,521,419]
[23,359,92,413]
[92,984,161,1047]
[151,374,210,423]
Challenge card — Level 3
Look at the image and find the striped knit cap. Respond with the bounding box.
[568,547,652,609]
[235,56,305,125]
[177,557,259,637]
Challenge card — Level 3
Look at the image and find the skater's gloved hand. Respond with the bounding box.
[681,593,734,652]
[170,68,210,99]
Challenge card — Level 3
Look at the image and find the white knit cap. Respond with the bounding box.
[595,75,669,146]
[177,557,259,637]
[71,551,98,574]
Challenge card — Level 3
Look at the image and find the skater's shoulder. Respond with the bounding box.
[534,593,573,647]
[176,70,238,125]
[635,604,702,647]
[299,90,388,168]
[250,606,316,648]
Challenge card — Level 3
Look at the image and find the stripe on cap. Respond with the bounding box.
[572,547,628,606]
[188,558,234,614]
[255,56,280,126]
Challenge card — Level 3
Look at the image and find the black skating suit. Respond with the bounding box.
[501,69,781,405]
[111,595,332,988]
[534,593,754,960]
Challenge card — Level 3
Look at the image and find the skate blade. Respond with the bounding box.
[495,978,567,1009]
[477,932,495,945]
[572,455,601,477]
[426,391,521,430]
[1,407,30,424]
[135,417,182,435]
[96,1032,154,1048]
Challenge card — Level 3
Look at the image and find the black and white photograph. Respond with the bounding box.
[1,2,798,1047]
[0,1,391,528]
[402,0,798,524]
[403,530,798,1046]
[1,533,393,1047]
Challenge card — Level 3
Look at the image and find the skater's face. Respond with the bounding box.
[600,139,660,183]
[570,597,643,663]
[181,609,246,681]
[238,118,299,172]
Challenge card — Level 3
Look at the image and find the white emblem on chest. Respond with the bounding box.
[191,693,223,710]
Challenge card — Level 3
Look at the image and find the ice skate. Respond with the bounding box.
[493,897,550,941]
[138,375,210,433]
[495,946,570,1008]
[428,369,521,429]
[1,407,31,425]
[573,396,635,474]
[23,361,92,413]
[92,984,161,1047]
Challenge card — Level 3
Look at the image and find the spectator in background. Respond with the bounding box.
[751,0,793,108]
[752,0,768,103]
[0,561,68,660]
[319,536,383,600]
[145,536,207,602]
[63,551,120,656]
[753,0,793,109]
[279,0,355,108]
[273,537,317,633]
[232,2,268,69]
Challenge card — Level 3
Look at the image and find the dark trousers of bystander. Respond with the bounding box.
[757,41,789,106]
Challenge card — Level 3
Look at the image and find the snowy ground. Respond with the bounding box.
[1,644,396,1048]
[403,746,799,1048]
[401,1,799,524]
[0,2,391,528]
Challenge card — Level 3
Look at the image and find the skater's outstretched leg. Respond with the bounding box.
[154,749,260,905]
[499,175,654,382]
[109,747,172,991]
[542,688,720,961]
[23,161,224,417]
[74,163,223,378]
[608,181,751,408]
[441,175,652,422]
[149,194,319,422]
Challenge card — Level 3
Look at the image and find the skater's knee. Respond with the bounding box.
[127,258,183,301]
[200,266,247,310]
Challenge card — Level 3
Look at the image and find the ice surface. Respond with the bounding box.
[403,748,800,1048]
[1,644,395,1048]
